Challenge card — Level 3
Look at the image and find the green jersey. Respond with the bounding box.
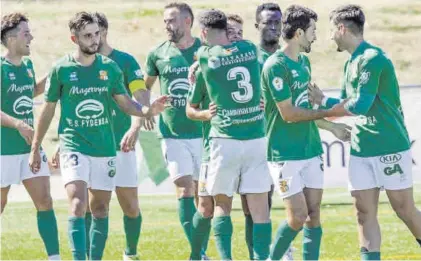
[108,49,144,150]
[45,54,127,157]
[341,41,410,157]
[145,38,202,139]
[1,57,36,155]
[261,51,323,161]
[258,45,272,70]
[188,69,211,162]
[197,40,265,140]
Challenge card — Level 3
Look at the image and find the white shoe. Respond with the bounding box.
[281,247,294,261]
[201,254,210,261]
[48,255,61,260]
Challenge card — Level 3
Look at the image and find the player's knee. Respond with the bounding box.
[1,197,7,214]
[90,202,109,218]
[34,194,53,211]
[306,204,321,226]
[122,202,140,218]
[70,197,87,217]
[198,197,214,218]
[355,208,376,225]
[289,209,308,229]
[177,186,195,198]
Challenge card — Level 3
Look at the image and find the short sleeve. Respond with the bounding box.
[188,69,206,105]
[44,67,61,102]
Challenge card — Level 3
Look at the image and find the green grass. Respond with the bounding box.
[1,188,421,260]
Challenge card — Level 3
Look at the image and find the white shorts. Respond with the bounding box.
[348,150,413,191]
[161,138,202,181]
[114,151,138,188]
[60,152,116,191]
[0,151,50,188]
[268,156,324,199]
[207,138,272,197]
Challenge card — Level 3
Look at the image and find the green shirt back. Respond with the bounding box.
[145,38,202,139]
[1,57,36,155]
[45,54,127,157]
[108,49,144,150]
[341,41,410,157]
[197,40,265,140]
[261,51,323,161]
[188,69,211,162]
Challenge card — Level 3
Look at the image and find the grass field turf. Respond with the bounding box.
[1,187,420,260]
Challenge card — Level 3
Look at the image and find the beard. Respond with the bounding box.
[80,44,98,55]
[304,44,312,53]
[167,29,184,43]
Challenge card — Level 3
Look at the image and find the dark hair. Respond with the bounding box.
[282,5,318,39]
[68,12,98,34]
[1,12,28,46]
[165,2,194,26]
[94,12,108,30]
[198,9,227,30]
[330,5,365,35]
[227,14,243,25]
[255,3,282,23]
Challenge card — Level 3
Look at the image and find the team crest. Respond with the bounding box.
[27,69,34,78]
[99,70,108,80]
[359,71,370,85]
[279,180,289,193]
[272,77,283,91]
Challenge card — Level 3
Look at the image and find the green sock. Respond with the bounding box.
[303,226,323,260]
[190,212,211,260]
[253,222,272,260]
[361,248,381,260]
[85,212,92,258]
[245,214,254,260]
[213,216,233,260]
[68,216,86,260]
[270,221,301,260]
[201,218,211,255]
[37,210,60,257]
[178,197,196,246]
[124,214,142,256]
[89,216,109,260]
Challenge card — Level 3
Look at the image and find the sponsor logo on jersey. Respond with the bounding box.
[168,78,190,99]
[70,72,78,81]
[9,73,16,80]
[208,57,221,69]
[27,69,33,78]
[272,77,283,91]
[223,46,239,55]
[291,81,309,90]
[294,90,309,107]
[75,99,104,120]
[380,153,402,164]
[13,96,33,115]
[7,84,34,93]
[99,70,108,80]
[359,70,370,85]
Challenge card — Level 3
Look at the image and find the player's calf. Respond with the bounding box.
[1,186,10,214]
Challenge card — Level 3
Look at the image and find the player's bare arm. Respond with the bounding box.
[276,98,335,122]
[113,93,168,118]
[186,102,216,121]
[1,110,34,145]
[315,119,351,142]
[29,102,57,173]
[33,73,48,97]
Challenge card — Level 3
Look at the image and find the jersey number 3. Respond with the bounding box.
[228,66,253,103]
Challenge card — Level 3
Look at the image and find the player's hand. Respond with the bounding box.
[188,61,200,85]
[308,82,324,106]
[142,116,155,131]
[331,123,352,142]
[260,99,265,110]
[204,102,217,121]
[51,145,61,169]
[29,147,41,174]
[16,120,34,145]
[148,95,170,117]
[120,127,140,152]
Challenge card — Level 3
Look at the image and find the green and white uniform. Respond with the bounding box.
[335,42,412,190]
[196,40,272,197]
[145,39,203,181]
[261,51,324,198]
[45,54,127,190]
[108,49,144,188]
[1,57,50,187]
